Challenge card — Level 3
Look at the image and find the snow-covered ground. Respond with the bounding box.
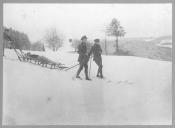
[3,48,172,125]
[157,39,172,48]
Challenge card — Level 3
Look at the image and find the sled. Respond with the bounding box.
[23,53,67,69]
[26,52,40,64]
[13,47,30,62]
[4,32,68,70]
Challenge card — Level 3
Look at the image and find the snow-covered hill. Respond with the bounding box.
[3,49,172,125]
[157,39,172,48]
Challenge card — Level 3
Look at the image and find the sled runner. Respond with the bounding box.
[12,44,68,70]
[24,53,68,69]
[12,45,29,62]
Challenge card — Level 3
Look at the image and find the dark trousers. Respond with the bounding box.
[94,58,103,77]
[76,62,89,78]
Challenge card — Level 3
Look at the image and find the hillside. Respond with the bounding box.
[100,36,172,61]
[3,49,172,125]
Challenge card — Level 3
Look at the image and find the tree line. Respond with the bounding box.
[3,27,31,50]
[3,18,126,55]
[3,27,64,55]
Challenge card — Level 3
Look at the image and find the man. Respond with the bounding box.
[76,35,91,80]
[89,39,103,78]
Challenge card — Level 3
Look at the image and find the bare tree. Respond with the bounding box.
[44,27,64,51]
[106,18,126,53]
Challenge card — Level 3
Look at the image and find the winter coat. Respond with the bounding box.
[77,42,89,65]
[89,43,102,63]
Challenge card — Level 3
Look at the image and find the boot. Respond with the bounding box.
[96,68,100,77]
[99,67,104,79]
[86,77,91,80]
[99,73,103,78]
[76,75,82,79]
[76,65,83,78]
[85,68,91,80]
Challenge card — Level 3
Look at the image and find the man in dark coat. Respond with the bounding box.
[89,39,103,78]
[76,35,91,80]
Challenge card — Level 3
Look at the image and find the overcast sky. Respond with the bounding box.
[3,3,172,42]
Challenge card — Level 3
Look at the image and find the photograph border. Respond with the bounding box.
[0,0,174,128]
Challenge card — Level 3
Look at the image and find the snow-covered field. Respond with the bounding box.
[3,48,172,125]
[157,39,172,48]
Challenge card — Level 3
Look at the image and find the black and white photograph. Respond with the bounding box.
[2,3,172,125]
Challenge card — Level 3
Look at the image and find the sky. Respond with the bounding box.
[3,3,172,42]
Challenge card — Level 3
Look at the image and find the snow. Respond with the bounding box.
[59,40,75,52]
[3,48,172,125]
[144,38,155,42]
[157,39,172,48]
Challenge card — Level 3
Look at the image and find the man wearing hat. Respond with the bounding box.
[89,39,103,78]
[76,35,91,80]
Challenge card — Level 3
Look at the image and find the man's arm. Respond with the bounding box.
[100,46,102,54]
[77,44,82,54]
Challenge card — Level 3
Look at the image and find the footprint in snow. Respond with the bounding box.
[107,80,112,83]
[47,97,52,102]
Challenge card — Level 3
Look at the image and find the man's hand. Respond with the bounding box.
[98,51,102,55]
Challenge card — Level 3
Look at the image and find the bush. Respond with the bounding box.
[3,27,31,50]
